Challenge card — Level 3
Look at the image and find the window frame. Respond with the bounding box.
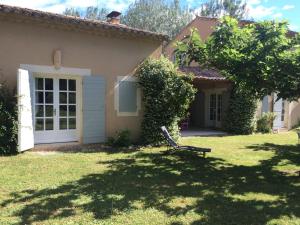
[217,94,222,122]
[209,94,217,121]
[114,76,141,117]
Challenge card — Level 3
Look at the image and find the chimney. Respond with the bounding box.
[106,11,121,25]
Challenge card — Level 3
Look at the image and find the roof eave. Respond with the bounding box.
[0,4,169,42]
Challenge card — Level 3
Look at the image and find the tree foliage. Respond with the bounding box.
[136,57,196,144]
[0,81,18,155]
[174,28,208,66]
[174,16,299,134]
[63,0,192,39]
[256,112,276,133]
[64,6,109,21]
[224,87,257,134]
[123,0,193,38]
[199,0,247,19]
[175,16,300,101]
[64,7,80,17]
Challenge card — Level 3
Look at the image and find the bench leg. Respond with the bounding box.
[203,152,206,158]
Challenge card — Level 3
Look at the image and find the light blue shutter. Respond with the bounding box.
[273,94,283,129]
[119,81,138,113]
[82,76,105,143]
[262,96,269,113]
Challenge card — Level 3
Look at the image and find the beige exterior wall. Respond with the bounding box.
[256,95,300,130]
[256,96,273,118]
[288,100,300,129]
[0,19,162,141]
[164,17,250,61]
[164,17,218,60]
[283,100,290,128]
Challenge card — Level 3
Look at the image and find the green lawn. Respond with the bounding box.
[0,132,299,225]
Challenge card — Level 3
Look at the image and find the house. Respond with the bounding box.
[164,16,300,131]
[0,4,167,152]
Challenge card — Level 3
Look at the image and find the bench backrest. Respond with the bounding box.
[161,126,178,148]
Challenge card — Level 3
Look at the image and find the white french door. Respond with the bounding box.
[33,76,79,144]
[209,93,222,128]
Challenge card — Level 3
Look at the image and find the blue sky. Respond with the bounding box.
[0,0,299,31]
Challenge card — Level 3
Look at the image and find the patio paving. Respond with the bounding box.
[181,129,228,137]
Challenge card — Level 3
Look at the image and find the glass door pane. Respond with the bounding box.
[34,78,54,131]
[217,94,222,121]
[209,94,216,121]
[59,79,76,130]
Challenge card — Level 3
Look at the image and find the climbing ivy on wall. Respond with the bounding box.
[136,57,196,145]
[224,86,257,134]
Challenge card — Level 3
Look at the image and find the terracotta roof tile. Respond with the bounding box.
[180,66,227,81]
[0,4,169,41]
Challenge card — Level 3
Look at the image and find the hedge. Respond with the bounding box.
[224,86,257,135]
[136,57,196,145]
[0,82,18,155]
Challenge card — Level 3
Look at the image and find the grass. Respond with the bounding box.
[0,132,299,225]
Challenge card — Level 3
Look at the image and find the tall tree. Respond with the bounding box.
[122,0,193,38]
[63,0,192,38]
[63,7,80,17]
[199,0,247,19]
[63,6,109,21]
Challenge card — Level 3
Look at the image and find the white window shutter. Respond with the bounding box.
[262,96,269,113]
[17,69,34,152]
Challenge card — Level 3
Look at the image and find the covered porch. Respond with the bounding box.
[180,67,232,130]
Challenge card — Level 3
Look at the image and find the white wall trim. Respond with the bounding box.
[117,75,138,82]
[19,64,89,144]
[114,75,141,117]
[20,64,91,76]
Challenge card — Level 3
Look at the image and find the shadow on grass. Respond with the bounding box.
[32,143,142,154]
[2,144,300,225]
[248,143,300,171]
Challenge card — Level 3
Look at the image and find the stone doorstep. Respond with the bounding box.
[272,128,289,133]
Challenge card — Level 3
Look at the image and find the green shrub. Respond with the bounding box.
[292,119,300,130]
[256,112,276,133]
[107,129,131,147]
[224,86,257,135]
[136,56,196,145]
[0,82,18,155]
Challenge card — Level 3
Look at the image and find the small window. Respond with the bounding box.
[115,76,141,116]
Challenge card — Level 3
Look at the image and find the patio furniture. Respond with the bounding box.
[180,117,190,130]
[161,126,211,157]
